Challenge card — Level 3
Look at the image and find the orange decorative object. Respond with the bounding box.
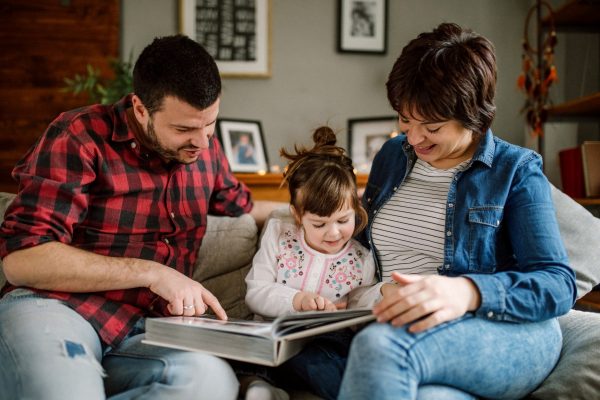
[518,1,558,138]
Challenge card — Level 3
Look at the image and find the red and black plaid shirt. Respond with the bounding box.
[0,95,252,347]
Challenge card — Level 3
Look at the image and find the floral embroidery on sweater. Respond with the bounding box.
[275,226,365,300]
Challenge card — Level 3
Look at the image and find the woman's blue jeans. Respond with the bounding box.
[338,314,562,400]
[0,292,239,400]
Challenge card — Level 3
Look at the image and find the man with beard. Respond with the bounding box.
[0,35,276,400]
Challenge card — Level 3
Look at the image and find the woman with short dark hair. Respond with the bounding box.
[338,23,576,400]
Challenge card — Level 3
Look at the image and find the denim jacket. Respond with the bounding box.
[360,130,577,323]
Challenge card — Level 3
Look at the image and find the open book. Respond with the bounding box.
[144,308,375,366]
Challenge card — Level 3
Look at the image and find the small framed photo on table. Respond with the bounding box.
[348,116,399,173]
[179,0,271,78]
[337,0,388,54]
[217,118,269,173]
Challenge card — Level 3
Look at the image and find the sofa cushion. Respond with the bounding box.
[195,213,257,281]
[530,310,600,399]
[0,192,15,216]
[0,192,16,288]
[551,185,600,298]
[201,264,253,320]
[194,213,258,319]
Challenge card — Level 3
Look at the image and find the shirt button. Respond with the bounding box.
[170,212,175,218]
[163,237,170,245]
[446,230,452,237]
[487,311,494,318]
[130,142,137,149]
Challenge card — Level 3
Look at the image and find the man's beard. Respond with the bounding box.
[143,119,195,164]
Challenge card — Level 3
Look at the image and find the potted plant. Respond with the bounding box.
[63,54,133,105]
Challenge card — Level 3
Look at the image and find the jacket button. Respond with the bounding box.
[163,238,170,245]
[487,311,494,318]
[448,203,454,208]
[446,231,452,237]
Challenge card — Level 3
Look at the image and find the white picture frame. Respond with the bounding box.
[338,0,388,54]
[348,116,399,173]
[217,118,269,173]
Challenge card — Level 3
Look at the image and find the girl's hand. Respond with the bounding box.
[373,272,481,333]
[293,291,338,312]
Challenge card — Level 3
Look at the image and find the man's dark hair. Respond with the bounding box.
[387,23,497,135]
[133,34,221,114]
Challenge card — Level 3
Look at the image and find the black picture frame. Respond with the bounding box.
[348,116,399,173]
[337,0,388,54]
[217,118,269,173]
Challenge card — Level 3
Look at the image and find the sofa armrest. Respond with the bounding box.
[551,185,600,298]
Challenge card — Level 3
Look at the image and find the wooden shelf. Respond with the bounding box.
[546,92,600,120]
[234,173,368,202]
[543,0,600,31]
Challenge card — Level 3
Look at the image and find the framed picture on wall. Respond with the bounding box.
[337,0,388,54]
[179,0,271,78]
[217,118,269,173]
[348,116,399,173]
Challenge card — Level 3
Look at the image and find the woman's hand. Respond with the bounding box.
[293,291,342,312]
[373,272,481,333]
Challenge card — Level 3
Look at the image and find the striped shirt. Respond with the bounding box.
[371,158,469,281]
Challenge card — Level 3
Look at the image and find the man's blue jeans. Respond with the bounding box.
[338,315,562,400]
[0,291,239,400]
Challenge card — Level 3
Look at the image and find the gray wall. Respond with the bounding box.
[122,0,538,169]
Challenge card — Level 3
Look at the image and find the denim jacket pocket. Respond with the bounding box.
[467,206,504,272]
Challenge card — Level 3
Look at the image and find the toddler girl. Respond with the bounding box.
[244,126,379,400]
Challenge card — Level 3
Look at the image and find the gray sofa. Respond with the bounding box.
[1,188,600,399]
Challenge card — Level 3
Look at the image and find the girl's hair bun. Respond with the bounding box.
[313,126,337,147]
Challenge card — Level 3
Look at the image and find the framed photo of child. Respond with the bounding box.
[217,118,269,173]
[348,116,399,173]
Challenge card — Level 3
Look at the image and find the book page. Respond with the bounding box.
[272,308,374,336]
[152,316,274,338]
